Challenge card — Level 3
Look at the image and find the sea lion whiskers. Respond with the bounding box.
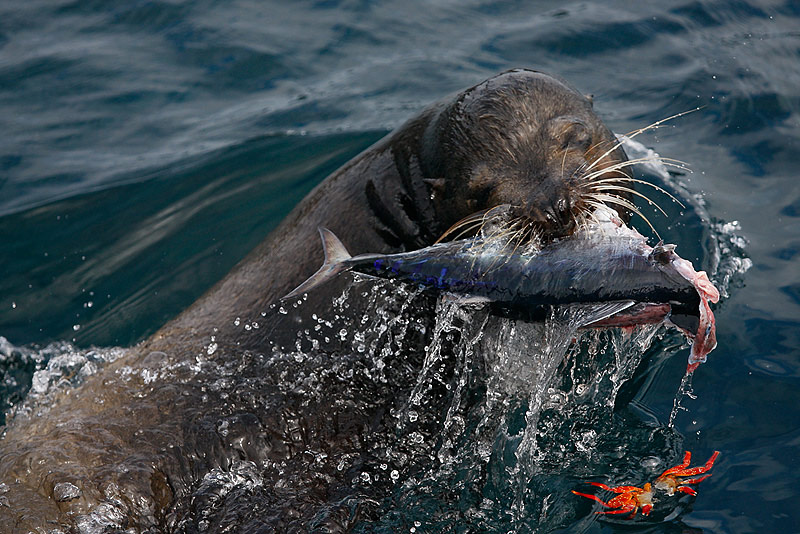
[574,144,691,203]
[508,221,541,261]
[581,156,691,183]
[445,220,489,243]
[483,221,532,273]
[434,205,515,244]
[580,108,701,177]
[569,110,697,222]
[585,194,661,239]
[470,216,524,251]
[568,121,695,236]
[466,217,530,274]
[587,175,687,208]
[585,183,670,218]
[577,157,690,233]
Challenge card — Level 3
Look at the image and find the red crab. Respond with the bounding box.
[572,482,654,518]
[572,450,720,519]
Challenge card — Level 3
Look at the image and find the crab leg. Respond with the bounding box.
[571,490,611,506]
[598,507,636,516]
[674,451,720,477]
[660,451,719,478]
[660,451,692,477]
[587,482,643,494]
[680,473,714,485]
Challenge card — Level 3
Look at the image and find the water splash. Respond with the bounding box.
[0,336,125,423]
[668,372,697,428]
[261,283,673,532]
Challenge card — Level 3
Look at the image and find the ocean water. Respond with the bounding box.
[0,0,798,532]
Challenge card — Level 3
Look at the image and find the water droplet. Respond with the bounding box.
[207,343,218,355]
[640,456,662,471]
[72,324,81,331]
[10,302,15,309]
[234,317,241,326]
[390,469,399,481]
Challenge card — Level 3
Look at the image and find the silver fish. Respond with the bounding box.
[285,209,719,373]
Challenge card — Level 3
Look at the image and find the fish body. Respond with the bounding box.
[294,231,694,310]
[285,212,719,373]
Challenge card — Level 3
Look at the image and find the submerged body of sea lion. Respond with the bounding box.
[0,69,638,532]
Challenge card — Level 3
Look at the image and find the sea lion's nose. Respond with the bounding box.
[545,200,577,238]
[519,191,576,240]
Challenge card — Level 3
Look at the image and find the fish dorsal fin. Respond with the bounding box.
[282,227,353,300]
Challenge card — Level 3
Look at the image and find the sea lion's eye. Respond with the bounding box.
[550,117,592,152]
[561,122,591,151]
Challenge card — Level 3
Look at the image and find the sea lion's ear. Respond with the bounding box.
[585,94,594,106]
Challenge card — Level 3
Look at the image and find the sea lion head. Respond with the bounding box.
[423,69,629,241]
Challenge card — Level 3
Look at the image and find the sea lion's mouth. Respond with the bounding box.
[510,199,582,242]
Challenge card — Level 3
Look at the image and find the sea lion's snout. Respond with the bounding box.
[515,186,579,240]
[507,116,609,240]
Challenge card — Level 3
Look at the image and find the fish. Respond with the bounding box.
[284,209,720,373]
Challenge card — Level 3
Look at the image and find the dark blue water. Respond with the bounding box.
[1,0,798,532]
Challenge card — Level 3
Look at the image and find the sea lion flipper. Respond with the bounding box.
[282,228,352,300]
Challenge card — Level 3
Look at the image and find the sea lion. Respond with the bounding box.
[0,69,629,532]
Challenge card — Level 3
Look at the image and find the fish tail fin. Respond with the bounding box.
[282,227,352,300]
